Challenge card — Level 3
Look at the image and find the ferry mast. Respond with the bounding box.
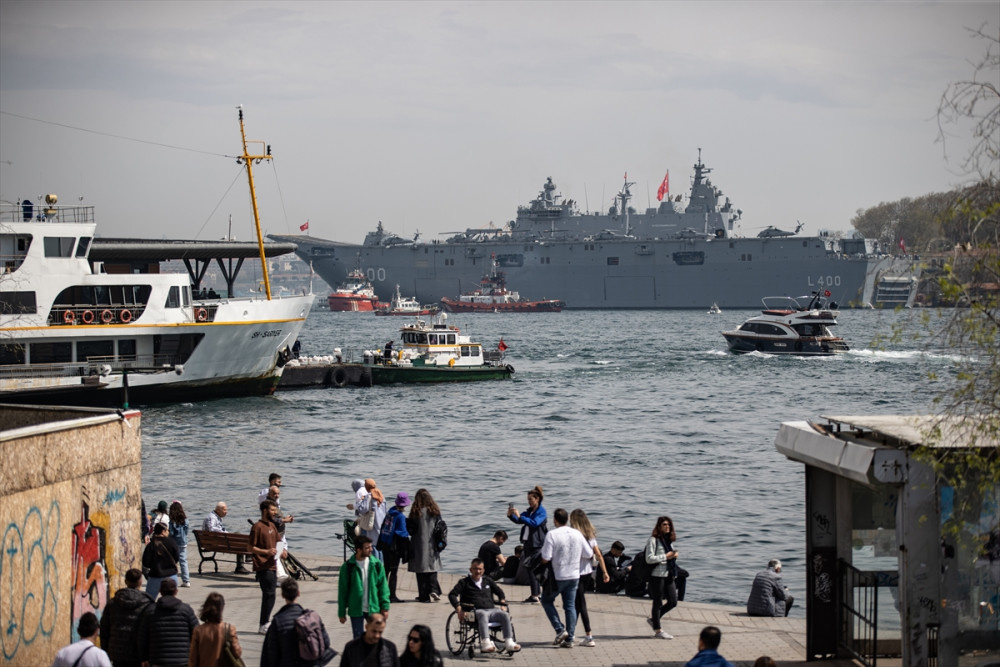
[237,106,274,300]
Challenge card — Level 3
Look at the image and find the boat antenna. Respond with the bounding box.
[236,105,274,300]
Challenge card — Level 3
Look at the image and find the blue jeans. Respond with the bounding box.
[177,545,189,583]
[350,614,370,639]
[541,578,579,640]
[144,574,178,598]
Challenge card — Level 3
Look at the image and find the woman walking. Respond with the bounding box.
[141,523,179,597]
[569,508,610,647]
[399,624,444,667]
[379,492,411,603]
[506,485,547,603]
[407,488,444,603]
[645,515,680,639]
[189,592,241,666]
[168,501,191,587]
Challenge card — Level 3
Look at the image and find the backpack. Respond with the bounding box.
[375,511,395,553]
[431,515,448,552]
[625,547,654,598]
[295,609,327,661]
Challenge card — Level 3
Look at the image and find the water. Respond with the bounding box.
[141,307,953,614]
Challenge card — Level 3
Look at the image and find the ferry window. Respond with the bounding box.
[1,291,37,314]
[471,347,480,357]
[0,343,26,365]
[429,334,438,345]
[447,334,455,344]
[418,333,428,344]
[165,286,181,308]
[43,237,75,257]
[30,341,72,364]
[118,339,137,359]
[182,287,191,307]
[78,340,114,361]
[607,257,619,266]
[75,237,91,257]
[461,346,470,357]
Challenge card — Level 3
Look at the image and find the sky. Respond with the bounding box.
[0,1,996,243]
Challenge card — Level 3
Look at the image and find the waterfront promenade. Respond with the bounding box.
[175,552,867,667]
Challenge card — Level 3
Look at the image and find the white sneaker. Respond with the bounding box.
[552,630,568,645]
[481,641,496,653]
[180,582,191,588]
[504,639,521,653]
[655,630,673,639]
[258,622,270,635]
[581,637,596,647]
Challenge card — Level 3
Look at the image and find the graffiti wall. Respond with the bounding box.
[1,408,141,666]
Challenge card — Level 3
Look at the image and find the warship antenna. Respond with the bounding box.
[236,106,274,300]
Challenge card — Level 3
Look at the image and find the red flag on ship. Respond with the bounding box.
[498,338,508,352]
[898,237,906,253]
[300,220,310,232]
[656,170,670,201]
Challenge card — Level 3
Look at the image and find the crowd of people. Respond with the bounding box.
[68,475,793,666]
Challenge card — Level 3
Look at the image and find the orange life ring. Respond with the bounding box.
[63,310,76,324]
[119,309,133,323]
[195,307,208,322]
[81,310,95,324]
[101,309,114,324]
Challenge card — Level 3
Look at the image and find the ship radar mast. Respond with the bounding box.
[236,106,274,300]
[616,172,635,235]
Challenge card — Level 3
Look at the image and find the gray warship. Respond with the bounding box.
[271,152,909,309]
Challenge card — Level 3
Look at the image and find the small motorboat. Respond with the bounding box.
[375,284,440,316]
[708,303,722,314]
[722,290,849,356]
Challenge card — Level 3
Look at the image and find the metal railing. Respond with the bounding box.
[840,560,878,667]
[0,202,95,224]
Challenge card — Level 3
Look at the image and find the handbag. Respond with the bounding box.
[223,623,246,667]
[358,504,377,532]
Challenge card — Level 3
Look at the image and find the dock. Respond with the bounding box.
[278,361,372,388]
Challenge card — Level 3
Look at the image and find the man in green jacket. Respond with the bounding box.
[338,535,391,639]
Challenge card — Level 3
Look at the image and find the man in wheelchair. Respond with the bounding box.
[447,558,521,654]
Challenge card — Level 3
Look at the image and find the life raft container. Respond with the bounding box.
[100,309,115,324]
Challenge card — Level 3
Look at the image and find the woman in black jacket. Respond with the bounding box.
[142,523,179,597]
[400,624,443,667]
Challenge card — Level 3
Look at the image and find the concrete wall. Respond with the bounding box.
[1,405,142,666]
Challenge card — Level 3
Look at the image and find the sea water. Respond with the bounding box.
[141,307,954,614]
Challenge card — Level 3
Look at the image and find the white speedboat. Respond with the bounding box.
[722,291,849,356]
[707,302,722,314]
[0,111,314,405]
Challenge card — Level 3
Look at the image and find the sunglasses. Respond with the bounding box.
[408,636,421,643]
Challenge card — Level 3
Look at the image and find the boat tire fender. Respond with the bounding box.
[100,309,115,324]
[331,367,348,388]
[276,347,292,368]
[505,364,515,374]
[81,310,95,324]
[63,310,76,324]
[119,309,133,323]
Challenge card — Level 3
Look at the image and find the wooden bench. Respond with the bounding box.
[192,529,253,574]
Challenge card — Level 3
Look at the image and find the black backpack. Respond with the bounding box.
[431,516,448,552]
[625,548,654,598]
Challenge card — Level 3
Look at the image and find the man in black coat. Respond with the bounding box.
[338,613,398,667]
[263,578,334,667]
[99,568,152,667]
[137,578,198,667]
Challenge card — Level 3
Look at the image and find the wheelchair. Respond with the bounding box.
[445,604,518,659]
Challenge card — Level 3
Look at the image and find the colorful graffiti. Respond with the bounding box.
[1,500,60,662]
[70,503,108,640]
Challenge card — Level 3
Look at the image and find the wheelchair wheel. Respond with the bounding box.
[445,610,468,657]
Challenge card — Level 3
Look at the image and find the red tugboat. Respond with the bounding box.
[327,269,380,311]
[440,255,565,313]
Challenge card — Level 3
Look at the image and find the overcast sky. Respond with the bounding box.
[1,1,995,243]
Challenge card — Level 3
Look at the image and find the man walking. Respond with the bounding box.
[202,501,249,574]
[52,612,111,666]
[539,507,592,648]
[99,568,152,667]
[338,613,399,667]
[684,626,735,667]
[338,535,391,639]
[448,558,520,654]
[746,559,794,617]
[251,498,280,634]
[262,578,334,666]
[137,579,198,667]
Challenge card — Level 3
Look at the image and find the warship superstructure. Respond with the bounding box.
[272,152,902,309]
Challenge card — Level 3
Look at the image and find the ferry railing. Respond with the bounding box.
[0,355,183,380]
[0,202,95,224]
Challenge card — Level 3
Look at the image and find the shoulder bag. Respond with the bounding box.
[223,623,246,667]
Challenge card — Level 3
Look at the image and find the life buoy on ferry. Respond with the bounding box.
[119,309,133,323]
[195,307,209,322]
[81,310,95,324]
[331,367,348,388]
[100,309,114,324]
[63,310,76,324]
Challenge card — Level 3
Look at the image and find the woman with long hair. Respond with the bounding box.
[569,508,610,647]
[141,523,179,597]
[506,485,547,603]
[407,488,444,603]
[189,592,241,666]
[399,624,444,667]
[645,515,680,639]
[168,501,190,587]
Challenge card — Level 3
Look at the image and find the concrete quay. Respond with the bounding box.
[173,551,867,667]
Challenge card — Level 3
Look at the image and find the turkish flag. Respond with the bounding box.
[498,338,508,352]
[300,221,310,232]
[899,237,905,253]
[656,170,670,202]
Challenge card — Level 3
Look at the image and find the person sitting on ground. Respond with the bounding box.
[263,578,335,666]
[339,613,399,667]
[684,626,735,667]
[746,559,794,617]
[53,612,111,667]
[597,540,633,594]
[477,530,508,580]
[447,558,520,654]
[501,544,523,584]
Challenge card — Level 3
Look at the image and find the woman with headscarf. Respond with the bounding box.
[506,485,547,603]
[357,478,387,559]
[407,488,444,603]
